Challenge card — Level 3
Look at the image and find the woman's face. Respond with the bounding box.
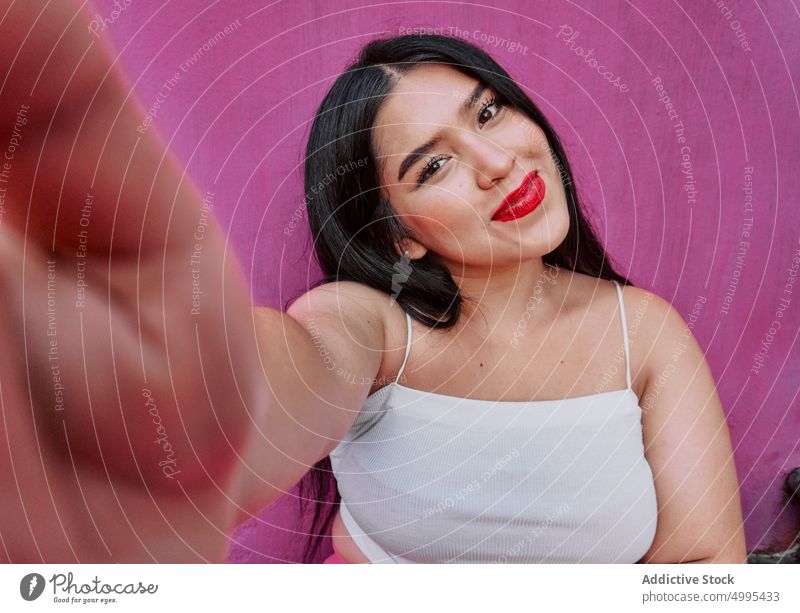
[372,64,570,271]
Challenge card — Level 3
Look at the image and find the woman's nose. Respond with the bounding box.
[471,135,515,190]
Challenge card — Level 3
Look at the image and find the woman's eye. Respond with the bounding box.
[417,155,448,185]
[478,97,502,126]
[413,97,503,187]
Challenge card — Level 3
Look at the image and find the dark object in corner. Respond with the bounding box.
[786,467,800,500]
[747,544,799,564]
[747,468,800,564]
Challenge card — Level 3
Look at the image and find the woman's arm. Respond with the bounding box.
[227,282,388,531]
[625,287,747,564]
[0,1,389,560]
[0,0,261,488]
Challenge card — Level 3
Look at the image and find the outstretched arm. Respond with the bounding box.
[228,282,388,532]
[0,0,264,561]
[0,0,263,486]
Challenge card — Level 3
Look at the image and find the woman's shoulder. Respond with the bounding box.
[612,280,689,344]
[607,278,701,400]
[567,270,676,327]
[563,271,650,320]
[568,271,691,394]
[287,279,399,354]
[291,281,412,394]
[288,280,396,314]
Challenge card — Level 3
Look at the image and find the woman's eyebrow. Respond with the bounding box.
[461,81,488,112]
[397,134,442,181]
[396,81,488,182]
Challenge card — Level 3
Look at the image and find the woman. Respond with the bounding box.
[231,34,746,563]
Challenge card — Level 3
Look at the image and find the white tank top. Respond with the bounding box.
[329,280,658,563]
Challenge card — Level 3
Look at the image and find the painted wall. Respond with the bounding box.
[97,0,799,561]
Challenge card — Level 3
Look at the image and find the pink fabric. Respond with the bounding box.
[96,0,800,561]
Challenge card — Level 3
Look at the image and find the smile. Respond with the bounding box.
[491,171,546,222]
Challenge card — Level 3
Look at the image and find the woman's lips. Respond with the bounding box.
[491,171,546,222]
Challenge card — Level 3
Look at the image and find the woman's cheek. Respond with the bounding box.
[416,211,472,258]
[530,130,553,162]
[416,212,459,251]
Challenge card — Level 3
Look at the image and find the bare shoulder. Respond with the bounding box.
[614,283,705,402]
[567,271,690,395]
[286,280,394,323]
[615,282,677,333]
[290,281,414,392]
[284,281,398,376]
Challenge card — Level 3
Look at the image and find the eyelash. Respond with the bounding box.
[478,96,502,126]
[415,96,504,185]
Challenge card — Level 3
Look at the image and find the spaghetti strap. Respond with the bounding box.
[612,281,632,389]
[395,311,413,383]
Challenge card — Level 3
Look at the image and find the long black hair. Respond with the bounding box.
[293,33,631,563]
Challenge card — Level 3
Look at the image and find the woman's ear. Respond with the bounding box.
[395,237,428,260]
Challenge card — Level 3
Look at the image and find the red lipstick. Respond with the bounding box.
[491,171,546,222]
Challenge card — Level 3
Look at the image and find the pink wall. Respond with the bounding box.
[98,0,799,561]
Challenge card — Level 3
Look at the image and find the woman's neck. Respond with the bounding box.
[449,258,567,335]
